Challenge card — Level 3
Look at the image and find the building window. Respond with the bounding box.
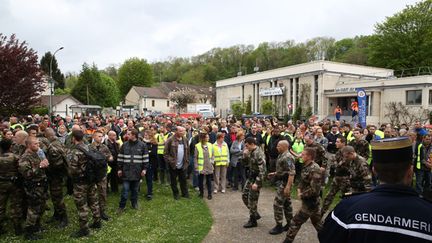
[295,77,299,107]
[167,101,169,107]
[290,78,293,106]
[152,100,155,107]
[314,75,319,114]
[406,90,422,105]
[429,90,432,105]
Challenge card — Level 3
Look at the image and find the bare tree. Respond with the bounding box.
[168,88,197,112]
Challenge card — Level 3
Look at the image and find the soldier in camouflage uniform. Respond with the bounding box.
[11,130,27,222]
[321,136,351,218]
[267,140,296,235]
[284,147,323,243]
[342,146,372,193]
[67,130,101,238]
[348,128,370,161]
[0,139,24,235]
[44,128,68,228]
[18,136,49,240]
[304,133,328,169]
[242,137,266,228]
[89,130,112,221]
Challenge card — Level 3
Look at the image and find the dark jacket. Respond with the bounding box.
[118,140,148,181]
[164,135,190,170]
[326,132,339,154]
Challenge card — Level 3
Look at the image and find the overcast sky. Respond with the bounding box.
[0,0,419,73]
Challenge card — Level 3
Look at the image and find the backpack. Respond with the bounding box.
[78,146,107,184]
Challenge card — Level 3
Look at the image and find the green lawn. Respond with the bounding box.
[1,183,212,243]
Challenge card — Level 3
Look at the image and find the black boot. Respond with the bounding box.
[252,212,261,220]
[70,228,89,238]
[283,238,293,243]
[243,217,257,228]
[14,223,23,236]
[89,221,102,229]
[57,214,69,228]
[101,211,110,221]
[269,223,284,235]
[283,223,289,231]
[35,219,46,232]
[24,226,42,241]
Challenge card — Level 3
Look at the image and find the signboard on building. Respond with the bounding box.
[259,87,284,96]
[356,88,367,129]
[334,87,356,93]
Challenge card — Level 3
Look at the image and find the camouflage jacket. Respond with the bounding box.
[66,143,89,179]
[89,142,112,167]
[274,150,296,183]
[0,152,20,178]
[334,149,350,177]
[306,142,328,168]
[12,143,26,157]
[38,137,50,154]
[46,137,67,170]
[348,139,370,161]
[348,155,372,192]
[18,150,47,181]
[243,146,266,185]
[298,161,322,199]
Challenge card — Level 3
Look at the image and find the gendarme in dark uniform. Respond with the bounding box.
[319,137,432,243]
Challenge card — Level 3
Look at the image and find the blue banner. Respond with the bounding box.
[356,88,367,129]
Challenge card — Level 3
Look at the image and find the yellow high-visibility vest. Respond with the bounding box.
[417,144,423,169]
[156,133,169,155]
[292,140,304,163]
[367,144,372,165]
[196,142,213,172]
[213,142,228,166]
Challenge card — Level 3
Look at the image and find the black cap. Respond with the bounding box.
[371,137,412,164]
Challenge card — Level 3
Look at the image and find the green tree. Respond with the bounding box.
[231,102,245,119]
[40,51,65,89]
[369,0,432,76]
[71,63,120,107]
[260,99,274,115]
[100,73,121,107]
[65,74,78,89]
[118,57,153,97]
[54,88,71,95]
[292,106,302,122]
[168,88,197,112]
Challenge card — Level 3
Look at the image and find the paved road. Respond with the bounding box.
[203,187,320,243]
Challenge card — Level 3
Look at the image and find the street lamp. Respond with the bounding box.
[48,46,64,116]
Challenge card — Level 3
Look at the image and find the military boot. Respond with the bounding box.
[57,214,69,229]
[252,212,261,220]
[89,221,102,229]
[283,238,293,243]
[101,211,110,221]
[47,211,60,224]
[24,226,42,241]
[269,223,284,235]
[243,217,257,228]
[70,228,90,238]
[13,223,23,236]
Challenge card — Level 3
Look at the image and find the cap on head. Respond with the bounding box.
[371,137,412,164]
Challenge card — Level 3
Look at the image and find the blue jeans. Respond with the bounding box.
[415,170,431,194]
[145,166,153,196]
[119,180,140,209]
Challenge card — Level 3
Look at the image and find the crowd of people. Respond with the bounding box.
[0,112,431,242]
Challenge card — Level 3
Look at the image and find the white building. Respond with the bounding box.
[215,60,432,125]
[40,95,83,117]
[125,82,214,113]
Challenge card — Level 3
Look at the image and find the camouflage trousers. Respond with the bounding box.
[0,181,24,226]
[23,181,48,228]
[96,176,107,213]
[48,175,67,218]
[242,179,261,216]
[285,198,322,242]
[321,176,350,217]
[273,183,293,225]
[73,182,100,230]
